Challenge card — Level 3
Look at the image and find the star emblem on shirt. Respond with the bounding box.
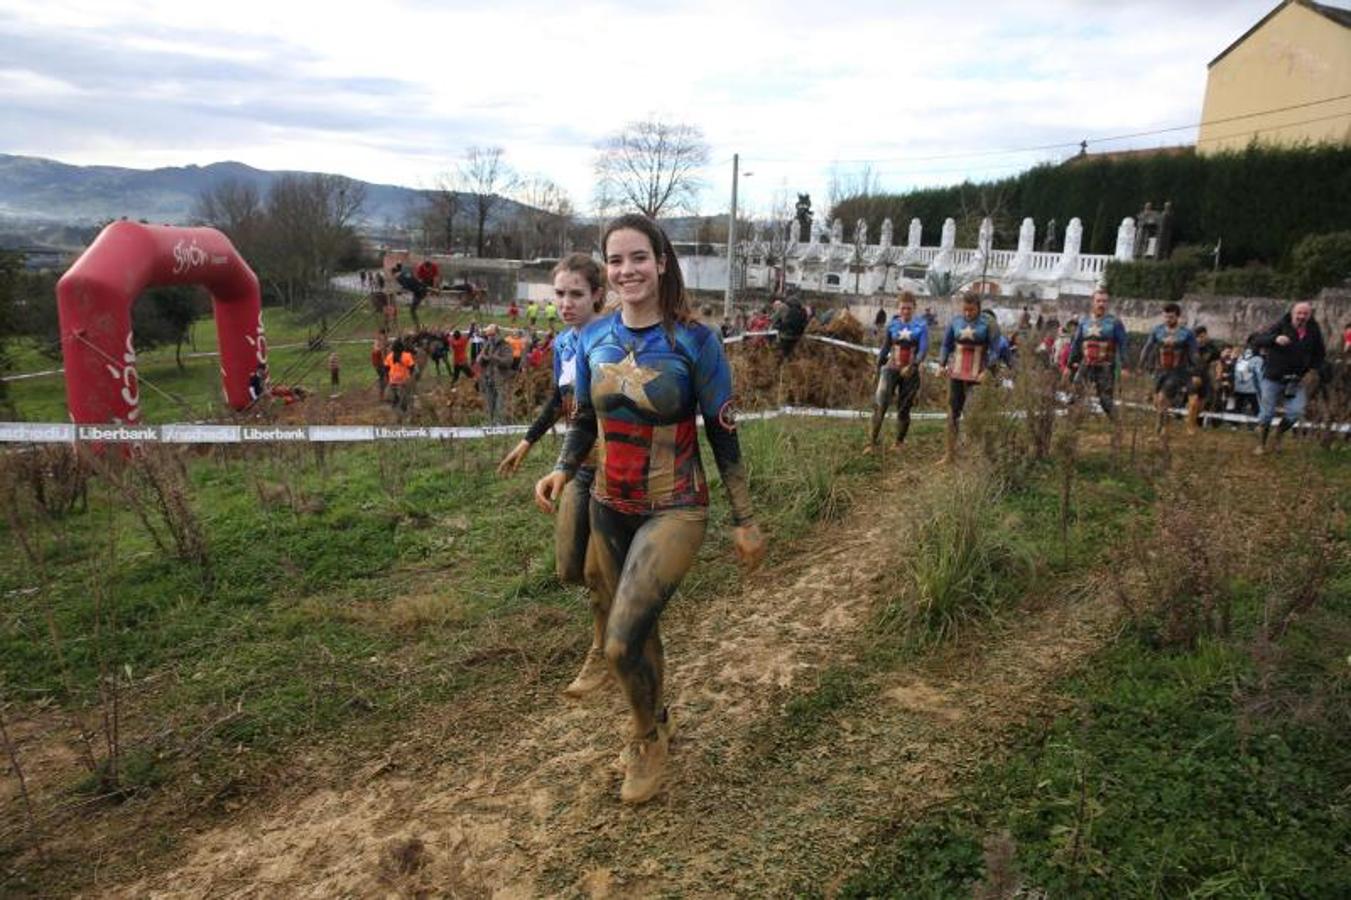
[1086,323,1102,338]
[897,327,913,341]
[958,325,976,341]
[596,351,660,411]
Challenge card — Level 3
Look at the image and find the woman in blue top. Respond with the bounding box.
[499,253,610,697]
[535,215,765,804]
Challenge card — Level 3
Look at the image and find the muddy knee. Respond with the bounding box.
[604,636,640,675]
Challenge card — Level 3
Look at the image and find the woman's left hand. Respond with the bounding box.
[731,523,767,571]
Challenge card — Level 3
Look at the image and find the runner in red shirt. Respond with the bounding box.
[448,329,473,384]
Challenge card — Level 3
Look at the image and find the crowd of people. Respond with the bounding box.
[861,286,1335,457]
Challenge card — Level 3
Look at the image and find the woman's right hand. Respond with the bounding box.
[534,471,568,514]
[497,439,531,477]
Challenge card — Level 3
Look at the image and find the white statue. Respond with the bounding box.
[1115,217,1137,260]
[880,218,894,249]
[855,218,867,247]
[908,218,922,250]
[1017,217,1035,255]
[940,217,956,249]
[789,219,800,246]
[1054,217,1084,280]
[977,217,994,256]
[831,218,844,245]
[1063,217,1083,257]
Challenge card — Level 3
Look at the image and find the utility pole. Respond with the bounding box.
[724,153,739,321]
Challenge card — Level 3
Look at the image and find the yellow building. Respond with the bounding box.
[1199,0,1351,154]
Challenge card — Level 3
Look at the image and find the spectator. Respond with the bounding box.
[508,300,521,324]
[1231,340,1264,420]
[478,324,516,424]
[772,295,809,360]
[469,322,485,364]
[1252,300,1325,454]
[545,300,559,325]
[371,331,388,398]
[526,300,539,327]
[248,363,268,403]
[448,329,473,384]
[384,339,417,413]
[328,351,341,389]
[506,329,527,370]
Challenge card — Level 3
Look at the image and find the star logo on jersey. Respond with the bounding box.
[958,325,976,341]
[596,351,660,411]
[897,327,913,342]
[1086,323,1102,338]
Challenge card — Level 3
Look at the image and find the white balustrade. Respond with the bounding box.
[765,220,1120,300]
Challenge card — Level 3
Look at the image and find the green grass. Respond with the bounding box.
[0,415,892,894]
[841,450,1351,899]
[4,301,521,421]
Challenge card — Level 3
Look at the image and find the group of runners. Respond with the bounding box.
[864,286,1330,458]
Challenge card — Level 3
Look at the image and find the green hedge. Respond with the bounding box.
[1290,230,1351,297]
[832,144,1351,267]
[1105,258,1199,302]
[1201,266,1290,298]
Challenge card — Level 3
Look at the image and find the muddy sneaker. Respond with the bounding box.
[620,728,668,805]
[562,646,610,699]
[614,708,676,772]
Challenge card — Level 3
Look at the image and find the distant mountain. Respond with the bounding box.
[0,154,531,246]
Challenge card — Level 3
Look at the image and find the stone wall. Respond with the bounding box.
[1038,289,1351,342]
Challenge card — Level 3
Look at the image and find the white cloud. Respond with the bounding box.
[0,0,1328,219]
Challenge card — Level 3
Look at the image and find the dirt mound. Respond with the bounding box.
[812,308,866,344]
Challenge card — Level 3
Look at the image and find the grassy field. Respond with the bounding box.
[1,376,1348,895]
[0,413,889,894]
[4,298,521,422]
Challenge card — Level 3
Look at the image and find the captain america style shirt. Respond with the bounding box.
[556,315,753,525]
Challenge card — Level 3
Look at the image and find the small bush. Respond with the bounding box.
[1289,230,1351,297]
[879,469,1029,644]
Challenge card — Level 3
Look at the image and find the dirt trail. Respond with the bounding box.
[110,453,1122,899]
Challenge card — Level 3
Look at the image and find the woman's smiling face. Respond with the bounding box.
[605,228,664,309]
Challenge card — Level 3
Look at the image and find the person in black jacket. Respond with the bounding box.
[1252,301,1325,455]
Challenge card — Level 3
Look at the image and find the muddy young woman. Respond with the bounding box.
[534,215,766,804]
[498,253,611,696]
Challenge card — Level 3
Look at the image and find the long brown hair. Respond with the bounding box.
[552,252,605,312]
[602,214,692,327]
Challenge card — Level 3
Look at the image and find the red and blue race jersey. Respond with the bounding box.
[556,315,752,524]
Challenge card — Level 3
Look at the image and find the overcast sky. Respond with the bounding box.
[0,0,1333,217]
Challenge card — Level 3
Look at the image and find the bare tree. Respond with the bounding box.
[458,147,517,257]
[413,176,461,253]
[826,163,881,218]
[514,176,574,258]
[191,179,265,254]
[256,174,367,311]
[594,119,710,219]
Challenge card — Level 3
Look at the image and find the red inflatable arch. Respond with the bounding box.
[57,222,265,424]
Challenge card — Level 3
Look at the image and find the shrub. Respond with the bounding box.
[879,468,1029,644]
[1199,265,1290,298]
[1289,230,1351,297]
[1104,257,1199,302]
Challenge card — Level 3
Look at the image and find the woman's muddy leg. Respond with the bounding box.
[604,509,707,737]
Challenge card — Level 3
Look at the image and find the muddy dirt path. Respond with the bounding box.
[110,452,1123,899]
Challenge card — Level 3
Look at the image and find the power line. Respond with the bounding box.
[739,92,1351,167]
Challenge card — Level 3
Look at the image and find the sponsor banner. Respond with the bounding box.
[310,425,375,442]
[240,425,308,442]
[160,424,241,443]
[76,423,160,442]
[0,422,76,442]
